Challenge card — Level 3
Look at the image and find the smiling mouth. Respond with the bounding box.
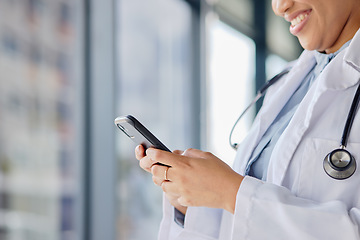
[291,12,309,27]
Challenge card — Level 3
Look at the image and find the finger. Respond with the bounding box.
[177,196,191,207]
[139,155,157,173]
[146,148,183,167]
[160,181,172,194]
[161,182,186,204]
[151,164,170,181]
[165,191,181,201]
[162,182,192,207]
[135,145,146,160]
[173,150,184,155]
[152,175,165,186]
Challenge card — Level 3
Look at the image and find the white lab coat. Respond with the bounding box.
[158,28,360,240]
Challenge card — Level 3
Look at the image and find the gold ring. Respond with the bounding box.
[164,167,169,181]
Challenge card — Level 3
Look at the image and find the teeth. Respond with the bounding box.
[291,13,308,27]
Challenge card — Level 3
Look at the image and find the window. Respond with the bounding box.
[0,0,82,239]
[116,0,196,239]
[266,54,289,79]
[206,18,255,166]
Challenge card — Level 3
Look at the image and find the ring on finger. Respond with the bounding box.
[164,167,170,181]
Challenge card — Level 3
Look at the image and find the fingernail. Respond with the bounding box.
[136,145,141,154]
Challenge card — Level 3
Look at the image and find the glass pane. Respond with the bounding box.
[266,54,289,79]
[0,1,82,239]
[116,0,194,239]
[207,19,255,166]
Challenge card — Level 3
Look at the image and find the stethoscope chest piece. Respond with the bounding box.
[323,148,356,180]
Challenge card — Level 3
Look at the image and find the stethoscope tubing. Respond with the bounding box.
[229,68,290,150]
[340,83,360,148]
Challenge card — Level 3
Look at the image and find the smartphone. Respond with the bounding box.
[114,115,171,152]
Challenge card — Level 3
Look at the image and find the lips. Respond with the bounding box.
[287,10,312,35]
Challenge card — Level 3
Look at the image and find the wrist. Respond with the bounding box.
[224,173,243,214]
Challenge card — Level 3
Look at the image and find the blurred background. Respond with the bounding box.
[0,0,302,239]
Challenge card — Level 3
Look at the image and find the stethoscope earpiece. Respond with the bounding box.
[323,148,356,180]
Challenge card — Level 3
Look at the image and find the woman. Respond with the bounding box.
[136,0,360,239]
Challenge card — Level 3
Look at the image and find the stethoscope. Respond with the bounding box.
[229,68,360,180]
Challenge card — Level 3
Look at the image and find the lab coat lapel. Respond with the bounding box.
[234,51,316,174]
[268,32,360,185]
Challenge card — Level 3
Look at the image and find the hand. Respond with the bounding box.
[135,145,187,214]
[142,147,244,214]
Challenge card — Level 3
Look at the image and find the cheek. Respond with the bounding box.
[271,0,276,13]
[297,14,334,51]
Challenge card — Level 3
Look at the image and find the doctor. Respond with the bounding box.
[136,0,360,239]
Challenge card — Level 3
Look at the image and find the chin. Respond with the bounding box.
[298,38,319,52]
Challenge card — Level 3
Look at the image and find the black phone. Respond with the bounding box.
[114,115,171,152]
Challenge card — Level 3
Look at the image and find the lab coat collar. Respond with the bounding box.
[257,50,316,133]
[344,27,360,73]
[318,27,360,90]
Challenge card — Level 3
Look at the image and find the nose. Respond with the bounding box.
[272,0,293,16]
